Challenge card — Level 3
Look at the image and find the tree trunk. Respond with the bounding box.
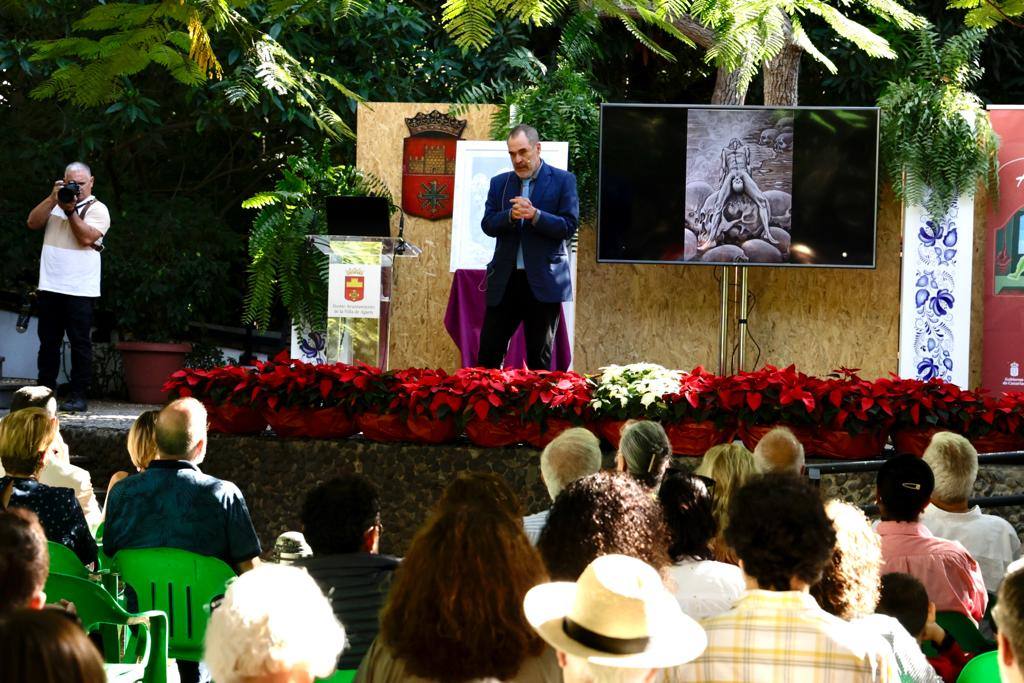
[762,43,802,106]
[711,66,748,104]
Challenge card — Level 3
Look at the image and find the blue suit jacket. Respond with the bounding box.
[481,161,579,307]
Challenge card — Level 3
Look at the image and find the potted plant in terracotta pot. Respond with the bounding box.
[104,198,237,404]
[252,355,361,439]
[456,367,537,448]
[588,363,682,447]
[661,367,736,457]
[727,365,819,450]
[812,369,894,459]
[163,364,266,435]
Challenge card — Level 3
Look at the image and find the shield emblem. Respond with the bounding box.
[402,110,466,220]
[345,275,365,302]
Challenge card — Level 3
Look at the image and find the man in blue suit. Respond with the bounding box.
[478,124,580,369]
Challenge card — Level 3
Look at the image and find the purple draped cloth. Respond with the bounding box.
[443,269,572,370]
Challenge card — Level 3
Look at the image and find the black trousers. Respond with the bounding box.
[36,290,94,398]
[478,270,562,370]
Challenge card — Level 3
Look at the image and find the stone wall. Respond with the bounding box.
[66,426,1024,557]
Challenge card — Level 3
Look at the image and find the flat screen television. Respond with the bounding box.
[597,104,879,267]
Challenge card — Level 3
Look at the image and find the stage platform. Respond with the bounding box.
[36,402,1024,557]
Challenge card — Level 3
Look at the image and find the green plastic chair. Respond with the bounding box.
[113,548,235,662]
[45,572,168,683]
[47,541,90,578]
[937,611,997,654]
[316,671,357,683]
[956,650,1001,683]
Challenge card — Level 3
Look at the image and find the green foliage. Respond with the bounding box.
[949,0,1024,28]
[103,197,242,341]
[27,0,358,140]
[440,0,925,93]
[878,27,1000,219]
[243,143,392,331]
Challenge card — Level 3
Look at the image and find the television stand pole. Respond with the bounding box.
[718,266,730,375]
[737,266,749,372]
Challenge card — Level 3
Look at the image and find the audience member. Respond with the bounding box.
[994,568,1024,683]
[921,431,1021,591]
[0,408,96,566]
[295,475,398,669]
[360,479,556,682]
[877,573,969,683]
[616,420,672,490]
[0,608,105,683]
[524,554,707,683]
[2,386,101,531]
[204,563,346,683]
[876,454,987,621]
[0,509,49,612]
[657,471,744,619]
[524,427,601,544]
[752,426,805,475]
[537,471,671,581]
[439,470,523,519]
[103,397,260,572]
[678,473,896,681]
[694,442,755,564]
[104,409,159,504]
[812,501,942,683]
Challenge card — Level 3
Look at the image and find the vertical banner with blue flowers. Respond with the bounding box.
[898,195,974,388]
[982,106,1024,392]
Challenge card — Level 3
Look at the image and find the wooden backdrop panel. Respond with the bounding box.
[357,102,986,383]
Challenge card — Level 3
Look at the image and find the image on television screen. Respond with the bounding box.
[597,104,879,268]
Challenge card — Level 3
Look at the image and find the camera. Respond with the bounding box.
[57,181,81,204]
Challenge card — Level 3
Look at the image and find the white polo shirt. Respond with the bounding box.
[921,502,1022,591]
[38,195,111,297]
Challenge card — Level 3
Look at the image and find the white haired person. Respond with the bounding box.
[524,427,602,544]
[752,426,805,476]
[205,564,346,683]
[615,421,673,491]
[524,554,707,683]
[921,431,1021,591]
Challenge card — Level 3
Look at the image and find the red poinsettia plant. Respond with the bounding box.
[163,364,261,407]
[521,371,593,424]
[963,391,1024,438]
[721,365,820,426]
[882,375,980,432]
[662,367,735,426]
[251,353,372,412]
[814,368,896,434]
[395,367,465,420]
[451,367,534,425]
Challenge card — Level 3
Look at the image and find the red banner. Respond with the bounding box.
[983,107,1024,392]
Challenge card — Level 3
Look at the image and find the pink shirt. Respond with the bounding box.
[877,521,988,621]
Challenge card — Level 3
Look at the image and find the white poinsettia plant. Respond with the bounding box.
[589,363,683,420]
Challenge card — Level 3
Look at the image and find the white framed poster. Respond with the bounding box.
[449,140,570,272]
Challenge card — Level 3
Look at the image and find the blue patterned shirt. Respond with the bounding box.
[1,476,97,566]
[103,460,261,567]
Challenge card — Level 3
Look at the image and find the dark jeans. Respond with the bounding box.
[36,290,94,398]
[478,270,562,370]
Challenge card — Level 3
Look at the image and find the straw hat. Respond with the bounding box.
[523,554,707,669]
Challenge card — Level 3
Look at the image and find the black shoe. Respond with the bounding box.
[59,397,88,413]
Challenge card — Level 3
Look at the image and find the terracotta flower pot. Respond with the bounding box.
[263,406,357,439]
[891,426,944,457]
[357,411,412,443]
[205,403,267,435]
[664,420,737,457]
[738,423,816,451]
[526,419,578,449]
[594,419,631,448]
[970,432,1024,453]
[406,415,458,445]
[117,341,192,404]
[465,415,537,448]
[812,428,888,460]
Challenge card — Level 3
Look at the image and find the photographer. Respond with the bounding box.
[25,162,110,413]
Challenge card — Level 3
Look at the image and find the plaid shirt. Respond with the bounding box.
[673,590,897,683]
